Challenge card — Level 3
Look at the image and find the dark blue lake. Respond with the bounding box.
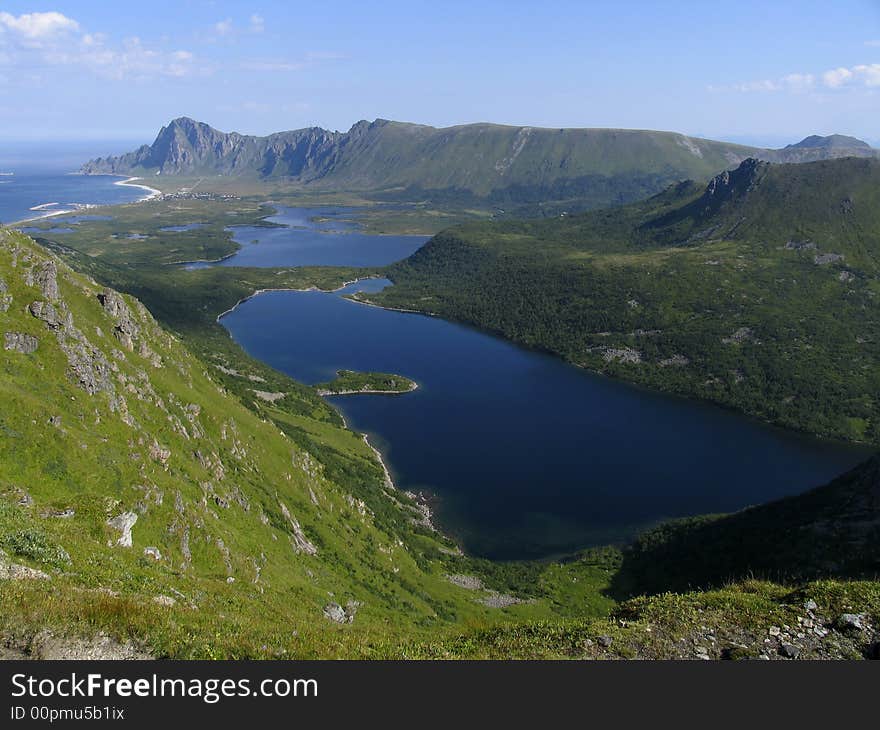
[221,278,871,560]
[185,206,428,269]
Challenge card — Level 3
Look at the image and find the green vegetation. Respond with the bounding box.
[375,158,880,444]
[3,155,879,660]
[315,370,418,396]
[2,227,631,658]
[82,117,760,212]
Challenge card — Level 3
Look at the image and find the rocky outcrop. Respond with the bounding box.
[814,252,845,265]
[322,600,360,624]
[98,289,140,351]
[0,275,11,312]
[603,347,643,364]
[0,549,51,581]
[23,631,152,660]
[279,501,318,555]
[33,261,60,301]
[107,511,138,548]
[4,332,38,354]
[81,116,344,178]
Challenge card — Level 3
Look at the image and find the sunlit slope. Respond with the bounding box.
[0,228,500,657]
[376,157,880,442]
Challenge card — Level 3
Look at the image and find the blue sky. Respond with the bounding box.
[1,0,879,149]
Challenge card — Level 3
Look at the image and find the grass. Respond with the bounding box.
[4,159,879,659]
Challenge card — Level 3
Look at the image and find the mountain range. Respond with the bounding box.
[80,117,878,208]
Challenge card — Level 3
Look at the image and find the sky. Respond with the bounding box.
[1,0,879,151]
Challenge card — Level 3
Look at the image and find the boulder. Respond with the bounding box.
[107,511,138,548]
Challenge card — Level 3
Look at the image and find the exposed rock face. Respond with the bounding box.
[4,332,38,353]
[34,261,60,301]
[98,289,140,350]
[29,293,120,399]
[785,240,817,251]
[107,511,138,548]
[279,501,318,555]
[446,574,484,590]
[696,158,766,217]
[603,347,643,364]
[659,354,689,367]
[0,275,11,311]
[82,116,344,178]
[25,631,152,660]
[722,327,759,345]
[323,602,348,623]
[322,600,360,624]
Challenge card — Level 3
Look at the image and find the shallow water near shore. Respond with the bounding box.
[221,278,872,560]
[0,172,144,224]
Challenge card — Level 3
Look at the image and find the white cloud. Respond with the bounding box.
[851,64,880,86]
[780,73,814,91]
[0,11,79,40]
[725,63,880,93]
[240,52,345,73]
[732,79,781,92]
[823,67,853,88]
[0,13,201,81]
[250,14,265,33]
[214,19,234,36]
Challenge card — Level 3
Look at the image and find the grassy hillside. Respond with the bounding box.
[374,157,880,443]
[0,228,562,657]
[612,455,880,597]
[82,117,758,211]
[2,223,879,660]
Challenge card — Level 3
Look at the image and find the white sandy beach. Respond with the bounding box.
[114,176,162,201]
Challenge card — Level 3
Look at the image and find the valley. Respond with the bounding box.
[2,119,879,661]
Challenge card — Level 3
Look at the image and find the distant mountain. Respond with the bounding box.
[82,117,760,208]
[762,134,877,164]
[81,119,878,209]
[788,134,872,150]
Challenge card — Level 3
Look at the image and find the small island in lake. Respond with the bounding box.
[315,369,418,396]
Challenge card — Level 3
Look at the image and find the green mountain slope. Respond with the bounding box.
[2,224,879,660]
[613,455,880,597]
[373,157,880,443]
[0,227,509,657]
[81,117,759,209]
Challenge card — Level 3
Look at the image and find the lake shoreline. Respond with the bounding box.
[215,277,383,322]
[319,381,419,396]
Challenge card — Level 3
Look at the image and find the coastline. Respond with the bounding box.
[13,203,97,226]
[8,174,161,227]
[114,176,162,201]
